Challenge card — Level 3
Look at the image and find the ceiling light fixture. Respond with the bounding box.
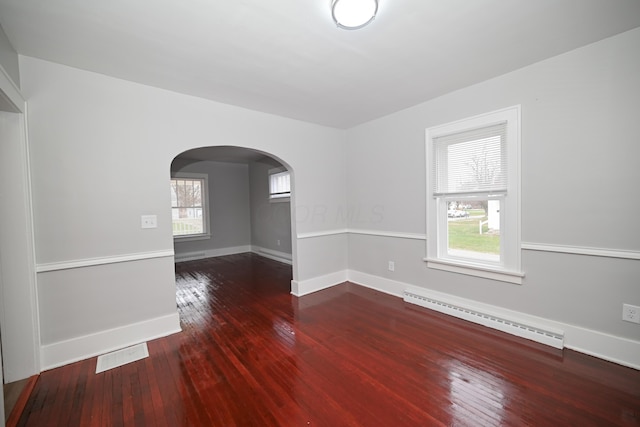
[331,0,378,30]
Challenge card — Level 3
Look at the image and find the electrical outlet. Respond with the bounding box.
[277,240,281,246]
[622,304,640,324]
[388,261,395,272]
[141,215,157,229]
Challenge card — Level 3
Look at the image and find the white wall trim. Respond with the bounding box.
[348,229,427,240]
[346,271,640,370]
[291,270,348,297]
[251,246,292,265]
[23,104,42,379]
[297,229,348,239]
[40,312,181,371]
[321,228,640,261]
[0,60,40,381]
[296,229,426,240]
[174,245,251,262]
[0,62,25,113]
[36,249,176,273]
[296,228,639,261]
[425,258,524,285]
[522,242,640,260]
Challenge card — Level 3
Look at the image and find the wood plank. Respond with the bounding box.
[5,375,37,427]
[14,253,640,426]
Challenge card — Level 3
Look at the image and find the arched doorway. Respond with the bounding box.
[168,145,296,285]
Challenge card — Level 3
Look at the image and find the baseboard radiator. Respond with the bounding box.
[403,288,564,349]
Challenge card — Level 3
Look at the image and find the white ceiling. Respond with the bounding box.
[1,0,639,129]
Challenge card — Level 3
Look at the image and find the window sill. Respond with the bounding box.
[173,233,211,242]
[424,258,524,285]
[269,197,290,203]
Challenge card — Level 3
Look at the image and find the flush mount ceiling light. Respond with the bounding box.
[331,0,378,30]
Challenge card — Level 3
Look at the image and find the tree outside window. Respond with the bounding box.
[171,176,207,237]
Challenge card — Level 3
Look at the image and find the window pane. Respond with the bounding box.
[177,180,186,207]
[433,123,507,195]
[447,199,500,262]
[172,216,204,236]
[171,177,206,236]
[192,181,202,206]
[170,186,178,207]
[269,171,290,198]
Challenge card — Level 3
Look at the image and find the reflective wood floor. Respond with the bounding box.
[17,253,640,426]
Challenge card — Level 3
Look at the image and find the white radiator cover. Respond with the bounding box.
[403,286,564,349]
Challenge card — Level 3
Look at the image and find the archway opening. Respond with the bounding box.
[168,145,296,291]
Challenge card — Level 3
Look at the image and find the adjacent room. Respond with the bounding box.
[0,0,638,425]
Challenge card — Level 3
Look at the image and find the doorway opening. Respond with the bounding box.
[168,145,296,290]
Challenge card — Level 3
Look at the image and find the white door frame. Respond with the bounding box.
[0,63,41,384]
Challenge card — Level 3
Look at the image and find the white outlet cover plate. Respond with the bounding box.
[141,214,157,229]
[623,304,640,324]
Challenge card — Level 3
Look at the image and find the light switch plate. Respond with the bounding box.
[141,215,157,229]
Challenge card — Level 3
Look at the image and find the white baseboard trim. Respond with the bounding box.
[291,270,348,297]
[251,246,292,265]
[346,272,639,370]
[562,325,640,371]
[174,245,251,262]
[40,312,182,371]
[347,270,405,298]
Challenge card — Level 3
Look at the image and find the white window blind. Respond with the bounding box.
[269,171,290,198]
[433,122,507,196]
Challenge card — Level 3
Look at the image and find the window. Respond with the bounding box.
[426,106,523,284]
[170,173,210,239]
[269,168,290,201]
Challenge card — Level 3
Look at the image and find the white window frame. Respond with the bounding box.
[171,172,211,241]
[269,167,290,202]
[425,106,523,284]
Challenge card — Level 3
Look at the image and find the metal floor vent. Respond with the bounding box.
[403,290,564,349]
[96,342,149,374]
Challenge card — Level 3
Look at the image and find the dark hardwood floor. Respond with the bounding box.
[16,253,640,426]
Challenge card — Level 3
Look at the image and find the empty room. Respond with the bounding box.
[0,0,639,425]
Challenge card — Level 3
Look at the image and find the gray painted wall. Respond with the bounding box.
[249,159,292,256]
[346,28,640,343]
[11,26,640,372]
[20,55,347,363]
[0,22,19,87]
[172,159,252,257]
